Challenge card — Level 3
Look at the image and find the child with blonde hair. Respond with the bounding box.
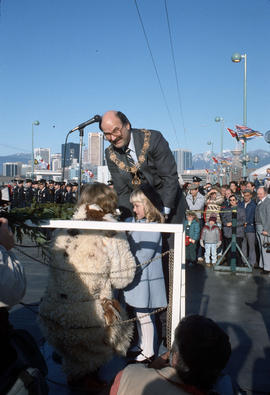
[124,184,167,362]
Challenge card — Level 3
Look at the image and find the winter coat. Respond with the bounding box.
[186,192,205,219]
[255,196,270,234]
[184,219,200,241]
[220,206,246,238]
[239,199,256,233]
[204,188,224,225]
[123,218,167,309]
[200,223,222,245]
[39,204,136,379]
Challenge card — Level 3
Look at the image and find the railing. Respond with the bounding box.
[40,220,185,347]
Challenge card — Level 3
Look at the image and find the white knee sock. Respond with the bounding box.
[135,311,154,361]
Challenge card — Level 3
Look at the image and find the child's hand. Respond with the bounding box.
[190,239,195,244]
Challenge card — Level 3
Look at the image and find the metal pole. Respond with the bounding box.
[243,54,247,179]
[32,123,34,178]
[220,120,224,186]
[78,128,84,198]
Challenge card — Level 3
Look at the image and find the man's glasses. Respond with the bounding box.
[103,125,124,141]
[229,198,237,202]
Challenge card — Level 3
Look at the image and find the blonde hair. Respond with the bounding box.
[77,183,118,214]
[130,189,164,223]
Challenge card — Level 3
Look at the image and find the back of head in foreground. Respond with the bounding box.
[173,315,231,391]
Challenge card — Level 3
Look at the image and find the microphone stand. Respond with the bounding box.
[78,127,84,198]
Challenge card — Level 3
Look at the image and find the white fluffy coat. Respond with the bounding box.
[39,204,136,379]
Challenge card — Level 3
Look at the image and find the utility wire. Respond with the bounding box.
[164,0,188,147]
[133,0,180,147]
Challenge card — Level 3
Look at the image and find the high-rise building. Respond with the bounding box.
[172,149,193,173]
[34,148,51,169]
[88,132,104,166]
[61,142,80,167]
[3,162,22,177]
[51,153,62,171]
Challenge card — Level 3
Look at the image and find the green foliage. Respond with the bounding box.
[2,203,75,246]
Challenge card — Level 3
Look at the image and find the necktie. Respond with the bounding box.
[125,148,135,167]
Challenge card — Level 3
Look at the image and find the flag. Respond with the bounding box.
[212,157,218,164]
[227,128,239,142]
[235,125,263,139]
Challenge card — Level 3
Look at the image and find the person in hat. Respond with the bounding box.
[10,179,18,208]
[38,179,50,204]
[17,180,25,208]
[72,182,78,203]
[123,184,167,362]
[48,180,55,203]
[186,183,205,262]
[54,182,63,204]
[184,211,200,266]
[192,176,205,196]
[200,215,222,267]
[24,179,33,207]
[32,180,39,203]
[64,183,74,203]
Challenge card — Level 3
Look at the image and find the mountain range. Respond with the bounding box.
[0,149,269,174]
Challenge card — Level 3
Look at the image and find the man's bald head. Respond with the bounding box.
[100,110,131,149]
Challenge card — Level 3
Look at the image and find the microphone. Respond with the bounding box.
[70,114,101,133]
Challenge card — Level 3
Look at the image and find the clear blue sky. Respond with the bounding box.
[0,0,270,156]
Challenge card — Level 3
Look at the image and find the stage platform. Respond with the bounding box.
[9,247,270,395]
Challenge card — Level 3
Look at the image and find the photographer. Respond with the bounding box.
[0,218,26,308]
[255,187,270,274]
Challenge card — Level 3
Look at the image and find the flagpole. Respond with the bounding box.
[231,52,247,180]
[243,54,247,180]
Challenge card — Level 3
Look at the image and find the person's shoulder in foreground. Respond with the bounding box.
[110,314,234,395]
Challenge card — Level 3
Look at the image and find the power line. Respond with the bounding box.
[164,0,188,147]
[133,0,180,147]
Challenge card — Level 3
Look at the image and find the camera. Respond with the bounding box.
[263,241,270,253]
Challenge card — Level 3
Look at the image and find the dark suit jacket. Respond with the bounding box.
[105,128,187,223]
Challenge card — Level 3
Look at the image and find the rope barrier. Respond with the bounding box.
[14,246,171,276]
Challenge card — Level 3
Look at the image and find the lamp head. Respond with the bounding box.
[265,130,270,144]
[231,52,242,63]
[33,120,40,126]
[215,116,224,123]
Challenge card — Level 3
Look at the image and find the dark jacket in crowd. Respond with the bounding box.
[239,199,256,233]
[221,206,246,238]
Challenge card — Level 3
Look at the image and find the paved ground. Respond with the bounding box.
[9,240,270,395]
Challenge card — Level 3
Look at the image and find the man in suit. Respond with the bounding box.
[255,186,270,274]
[99,110,186,224]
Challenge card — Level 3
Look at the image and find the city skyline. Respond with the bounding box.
[1,1,270,157]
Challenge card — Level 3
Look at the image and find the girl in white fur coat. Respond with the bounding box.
[39,183,136,389]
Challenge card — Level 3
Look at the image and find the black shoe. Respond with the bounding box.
[253,264,260,269]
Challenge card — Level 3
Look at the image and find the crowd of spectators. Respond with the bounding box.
[183,173,270,273]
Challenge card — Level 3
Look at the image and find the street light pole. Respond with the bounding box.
[231,52,247,179]
[215,116,224,186]
[32,120,40,178]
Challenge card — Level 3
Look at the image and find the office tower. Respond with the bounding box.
[172,149,193,173]
[61,142,80,168]
[3,162,22,177]
[88,132,104,166]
